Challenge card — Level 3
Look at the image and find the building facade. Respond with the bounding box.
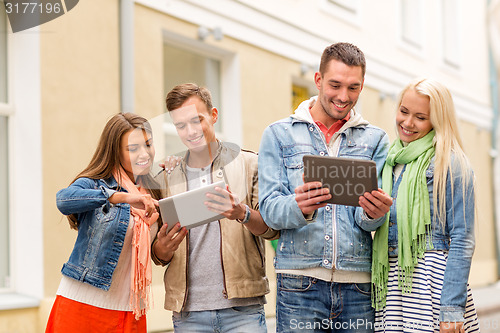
[0,0,497,331]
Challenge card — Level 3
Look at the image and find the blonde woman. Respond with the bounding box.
[372,78,480,333]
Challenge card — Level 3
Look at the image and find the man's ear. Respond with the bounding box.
[314,72,322,91]
[211,107,219,124]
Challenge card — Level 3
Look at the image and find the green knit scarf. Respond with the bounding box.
[372,130,435,310]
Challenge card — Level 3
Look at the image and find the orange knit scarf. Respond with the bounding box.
[113,168,158,319]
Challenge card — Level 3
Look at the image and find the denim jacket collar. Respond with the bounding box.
[101,176,119,189]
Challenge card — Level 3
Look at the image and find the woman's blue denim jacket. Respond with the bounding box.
[388,157,476,322]
[258,113,389,273]
[56,177,130,291]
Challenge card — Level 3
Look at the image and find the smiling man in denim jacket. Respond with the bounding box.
[258,42,393,332]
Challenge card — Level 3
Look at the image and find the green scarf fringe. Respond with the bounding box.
[372,130,436,311]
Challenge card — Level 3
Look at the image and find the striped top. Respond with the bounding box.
[375,251,480,333]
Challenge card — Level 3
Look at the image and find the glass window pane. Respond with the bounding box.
[164,44,221,113]
[0,7,7,103]
[292,84,310,112]
[0,116,9,289]
[328,0,358,13]
[163,44,222,156]
[401,0,423,48]
[442,0,460,67]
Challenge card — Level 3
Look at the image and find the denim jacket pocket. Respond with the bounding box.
[283,146,316,189]
[95,204,119,223]
[338,140,374,160]
[283,145,316,169]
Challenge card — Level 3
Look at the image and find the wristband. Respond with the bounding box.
[236,204,251,224]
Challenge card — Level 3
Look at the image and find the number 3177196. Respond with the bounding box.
[4,2,62,14]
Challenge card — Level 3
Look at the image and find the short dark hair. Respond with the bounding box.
[166,83,213,112]
[319,42,366,77]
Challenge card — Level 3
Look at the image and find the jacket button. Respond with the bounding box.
[325,206,331,211]
[309,126,314,132]
[319,151,325,156]
[323,259,329,265]
[324,235,330,241]
[216,170,223,178]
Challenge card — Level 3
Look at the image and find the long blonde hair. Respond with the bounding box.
[397,78,474,228]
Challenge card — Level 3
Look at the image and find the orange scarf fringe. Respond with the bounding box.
[113,168,158,319]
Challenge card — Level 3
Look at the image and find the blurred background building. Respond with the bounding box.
[0,0,499,331]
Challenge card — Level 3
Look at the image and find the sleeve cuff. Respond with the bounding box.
[305,210,318,223]
[151,239,171,267]
[258,227,280,240]
[361,211,374,222]
[439,307,465,322]
[103,187,117,199]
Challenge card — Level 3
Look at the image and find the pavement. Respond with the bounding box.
[471,281,500,333]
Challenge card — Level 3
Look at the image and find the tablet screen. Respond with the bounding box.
[159,180,227,232]
[303,155,377,206]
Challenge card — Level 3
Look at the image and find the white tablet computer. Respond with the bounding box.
[159,180,227,233]
[303,155,378,207]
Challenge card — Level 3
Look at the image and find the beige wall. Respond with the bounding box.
[0,308,39,333]
[39,0,121,329]
[462,124,497,286]
[238,47,298,151]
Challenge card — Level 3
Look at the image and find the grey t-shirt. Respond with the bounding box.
[183,164,264,312]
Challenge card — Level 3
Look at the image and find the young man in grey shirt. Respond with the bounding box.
[152,83,277,332]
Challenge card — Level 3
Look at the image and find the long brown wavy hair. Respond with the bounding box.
[67,113,161,229]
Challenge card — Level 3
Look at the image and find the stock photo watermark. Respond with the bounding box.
[289,317,489,331]
[303,157,377,197]
[289,318,373,331]
[1,0,79,33]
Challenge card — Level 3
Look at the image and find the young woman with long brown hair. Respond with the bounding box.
[45,113,174,333]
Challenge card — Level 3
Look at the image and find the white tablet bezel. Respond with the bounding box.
[159,180,227,232]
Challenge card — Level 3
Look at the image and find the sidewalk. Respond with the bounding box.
[472,281,500,332]
[472,281,500,317]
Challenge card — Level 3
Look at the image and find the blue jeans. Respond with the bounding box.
[172,304,267,333]
[276,273,374,333]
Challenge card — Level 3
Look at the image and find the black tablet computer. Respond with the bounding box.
[303,155,378,207]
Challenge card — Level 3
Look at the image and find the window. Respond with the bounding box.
[0,5,43,306]
[0,8,6,103]
[321,0,361,26]
[327,0,358,13]
[441,0,461,68]
[162,43,223,156]
[0,4,9,290]
[400,0,424,50]
[0,115,8,290]
[292,84,312,112]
